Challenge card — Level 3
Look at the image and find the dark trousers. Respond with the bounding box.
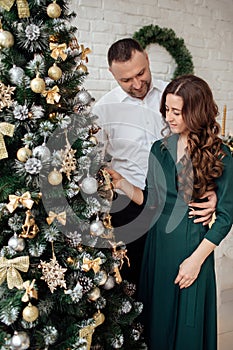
[110,194,152,287]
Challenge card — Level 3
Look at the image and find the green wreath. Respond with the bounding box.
[133,24,194,79]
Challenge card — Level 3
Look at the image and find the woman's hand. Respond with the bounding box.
[174,256,202,289]
[105,168,124,190]
[105,168,144,205]
[188,190,217,226]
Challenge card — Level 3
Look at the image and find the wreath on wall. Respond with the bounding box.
[133,24,194,79]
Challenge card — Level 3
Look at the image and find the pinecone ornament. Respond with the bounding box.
[77,273,94,293]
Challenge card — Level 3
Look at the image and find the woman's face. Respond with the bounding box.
[165,93,188,135]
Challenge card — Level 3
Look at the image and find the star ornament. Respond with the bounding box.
[39,256,67,293]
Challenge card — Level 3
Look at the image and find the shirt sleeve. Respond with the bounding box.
[204,145,233,245]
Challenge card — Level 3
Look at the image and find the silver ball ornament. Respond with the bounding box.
[11,331,30,350]
[90,219,105,236]
[102,275,115,290]
[9,65,25,85]
[32,144,51,162]
[75,89,93,105]
[88,287,101,301]
[81,176,98,194]
[8,234,25,252]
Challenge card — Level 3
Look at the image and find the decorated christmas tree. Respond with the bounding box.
[0,1,146,349]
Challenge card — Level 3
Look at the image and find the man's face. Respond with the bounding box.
[109,50,152,99]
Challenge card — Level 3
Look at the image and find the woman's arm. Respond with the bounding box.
[174,238,216,289]
[106,169,144,205]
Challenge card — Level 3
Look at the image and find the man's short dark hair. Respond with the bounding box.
[107,38,144,67]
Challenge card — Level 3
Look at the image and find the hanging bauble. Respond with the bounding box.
[9,65,25,85]
[76,63,88,73]
[75,89,93,105]
[32,144,51,162]
[102,275,115,290]
[88,135,98,146]
[17,146,32,162]
[94,270,108,286]
[0,29,14,48]
[88,287,101,301]
[48,168,63,185]
[81,176,98,194]
[11,331,30,350]
[47,2,62,18]
[48,63,62,81]
[90,219,105,237]
[22,303,39,322]
[8,233,25,252]
[30,73,45,94]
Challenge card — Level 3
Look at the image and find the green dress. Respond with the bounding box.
[139,135,233,350]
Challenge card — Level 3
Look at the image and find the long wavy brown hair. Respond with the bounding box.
[160,74,225,203]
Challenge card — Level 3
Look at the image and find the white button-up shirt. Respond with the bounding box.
[92,77,168,190]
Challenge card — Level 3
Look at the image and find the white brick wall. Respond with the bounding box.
[71,0,233,135]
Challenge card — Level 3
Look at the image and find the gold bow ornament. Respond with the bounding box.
[42,85,61,104]
[6,191,34,213]
[46,211,66,226]
[80,44,91,62]
[82,257,102,274]
[0,0,30,18]
[20,279,38,302]
[0,122,15,160]
[50,43,67,61]
[0,256,30,289]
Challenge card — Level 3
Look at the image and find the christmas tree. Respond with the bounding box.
[0,1,146,349]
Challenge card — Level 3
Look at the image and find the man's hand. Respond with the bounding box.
[188,190,217,226]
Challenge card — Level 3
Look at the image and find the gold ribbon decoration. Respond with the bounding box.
[20,279,38,302]
[79,311,105,350]
[80,44,91,62]
[82,257,102,274]
[46,211,66,226]
[42,85,61,104]
[0,256,30,289]
[6,191,34,213]
[0,0,30,18]
[50,43,67,61]
[0,122,15,160]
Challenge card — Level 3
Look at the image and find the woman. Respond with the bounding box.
[108,75,233,350]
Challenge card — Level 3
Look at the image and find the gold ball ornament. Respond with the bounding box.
[30,74,45,94]
[88,287,101,301]
[88,135,98,145]
[0,29,14,48]
[22,303,39,322]
[17,146,32,162]
[48,168,63,185]
[76,63,88,73]
[47,2,62,18]
[48,63,62,80]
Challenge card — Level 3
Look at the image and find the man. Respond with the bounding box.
[93,38,216,285]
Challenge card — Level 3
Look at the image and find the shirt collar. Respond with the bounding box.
[120,76,164,103]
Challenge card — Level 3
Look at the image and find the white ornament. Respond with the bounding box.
[9,65,25,85]
[32,144,51,162]
[11,331,30,350]
[8,234,25,252]
[81,176,98,194]
[90,219,105,236]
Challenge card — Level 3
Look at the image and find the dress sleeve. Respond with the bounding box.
[143,141,166,209]
[204,145,233,245]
